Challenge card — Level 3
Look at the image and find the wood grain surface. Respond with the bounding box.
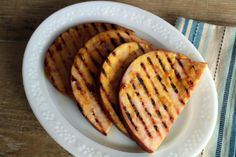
[0,0,235,156]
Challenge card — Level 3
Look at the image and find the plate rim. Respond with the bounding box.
[22,1,218,157]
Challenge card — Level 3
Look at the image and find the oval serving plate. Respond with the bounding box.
[22,1,218,157]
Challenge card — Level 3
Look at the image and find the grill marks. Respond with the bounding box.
[155,53,186,105]
[100,23,108,31]
[84,30,133,68]
[171,83,178,93]
[71,55,112,135]
[119,51,207,152]
[95,46,106,61]
[45,50,66,93]
[130,79,163,137]
[136,73,148,94]
[176,56,194,93]
[99,42,155,135]
[166,54,182,92]
[109,37,119,48]
[61,32,78,57]
[125,110,138,131]
[156,54,166,72]
[71,75,82,92]
[137,43,146,54]
[105,57,112,66]
[117,32,126,43]
[146,56,178,118]
[92,110,105,133]
[126,93,152,137]
[49,45,70,92]
[70,24,137,135]
[99,80,119,114]
[164,53,195,104]
[91,23,100,33]
[138,63,172,130]
[83,47,100,68]
[73,59,95,95]
[72,29,150,135]
[131,81,155,134]
[44,22,126,95]
[77,52,97,82]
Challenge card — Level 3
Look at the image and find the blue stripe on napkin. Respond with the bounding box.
[229,100,236,157]
[216,37,236,157]
[175,18,236,157]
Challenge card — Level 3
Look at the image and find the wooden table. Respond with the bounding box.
[0,0,235,156]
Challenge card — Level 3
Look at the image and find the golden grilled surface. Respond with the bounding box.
[119,51,207,152]
[71,29,150,135]
[44,23,126,95]
[99,42,155,135]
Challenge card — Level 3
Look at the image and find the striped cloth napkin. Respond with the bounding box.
[175,17,236,157]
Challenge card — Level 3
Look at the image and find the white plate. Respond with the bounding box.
[22,1,218,157]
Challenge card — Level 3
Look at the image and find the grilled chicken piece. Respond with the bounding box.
[71,30,150,135]
[99,42,155,135]
[119,50,207,152]
[44,23,127,95]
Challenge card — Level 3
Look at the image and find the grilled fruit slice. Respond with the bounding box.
[44,23,126,95]
[99,42,155,135]
[119,50,207,152]
[71,30,149,135]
